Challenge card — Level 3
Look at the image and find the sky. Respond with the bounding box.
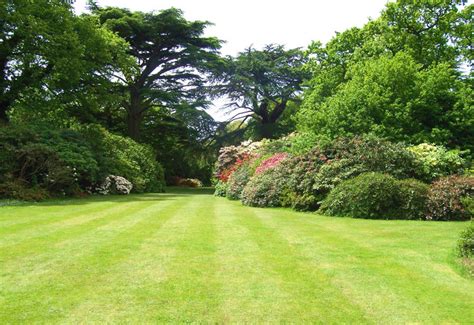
[74,0,392,120]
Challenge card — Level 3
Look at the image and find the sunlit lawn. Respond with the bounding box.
[0,188,472,323]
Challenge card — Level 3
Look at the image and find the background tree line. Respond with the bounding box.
[0,0,472,198]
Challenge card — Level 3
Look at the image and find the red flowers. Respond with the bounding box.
[218,153,252,182]
[255,153,288,175]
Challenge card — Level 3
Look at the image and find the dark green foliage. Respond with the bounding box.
[78,125,165,193]
[279,150,327,211]
[0,124,164,199]
[397,179,429,220]
[0,125,99,195]
[93,7,222,139]
[0,180,50,201]
[458,223,474,258]
[426,175,474,221]
[226,163,252,200]
[328,136,418,179]
[320,173,402,219]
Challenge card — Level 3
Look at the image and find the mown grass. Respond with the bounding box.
[0,188,472,323]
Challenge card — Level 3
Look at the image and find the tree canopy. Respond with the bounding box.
[297,0,473,149]
[214,44,309,139]
[92,7,222,139]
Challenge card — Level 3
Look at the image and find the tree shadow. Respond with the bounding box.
[0,187,215,208]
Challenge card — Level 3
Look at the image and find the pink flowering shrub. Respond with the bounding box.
[255,153,288,175]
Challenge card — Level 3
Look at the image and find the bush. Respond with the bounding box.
[426,175,474,221]
[280,147,329,211]
[329,136,418,179]
[458,222,474,258]
[214,180,227,197]
[0,124,165,200]
[79,125,165,193]
[397,179,429,220]
[97,175,133,195]
[177,178,202,188]
[226,163,252,200]
[241,168,287,207]
[0,125,99,196]
[0,180,50,201]
[277,136,419,211]
[255,153,288,175]
[408,143,466,181]
[320,172,402,219]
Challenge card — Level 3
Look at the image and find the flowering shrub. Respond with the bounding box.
[425,175,474,221]
[97,175,133,195]
[241,167,288,207]
[226,162,252,200]
[214,140,263,181]
[255,153,288,175]
[278,147,330,211]
[176,178,202,188]
[408,143,466,181]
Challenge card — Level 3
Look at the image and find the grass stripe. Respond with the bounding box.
[213,197,292,323]
[0,195,191,323]
[230,202,371,323]
[253,207,474,323]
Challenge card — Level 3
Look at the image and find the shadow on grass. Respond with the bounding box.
[0,187,215,208]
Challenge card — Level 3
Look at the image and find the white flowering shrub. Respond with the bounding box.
[97,175,133,195]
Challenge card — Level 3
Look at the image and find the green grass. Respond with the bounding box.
[0,187,472,323]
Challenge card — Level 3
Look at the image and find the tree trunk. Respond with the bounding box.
[126,88,143,140]
[0,99,10,123]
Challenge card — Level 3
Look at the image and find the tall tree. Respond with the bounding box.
[214,44,309,139]
[298,0,473,148]
[93,7,222,139]
[0,0,126,123]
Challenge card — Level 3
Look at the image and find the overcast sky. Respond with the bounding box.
[74,0,392,120]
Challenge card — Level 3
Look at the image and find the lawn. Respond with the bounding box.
[0,188,472,323]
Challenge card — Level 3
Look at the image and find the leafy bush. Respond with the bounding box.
[329,136,418,179]
[226,163,252,200]
[408,143,466,181]
[458,223,474,258]
[79,125,165,193]
[0,124,165,199]
[241,168,287,207]
[397,179,429,220]
[425,175,474,221]
[280,147,329,211]
[0,125,98,196]
[320,172,402,219]
[214,180,227,197]
[277,136,419,211]
[0,180,50,201]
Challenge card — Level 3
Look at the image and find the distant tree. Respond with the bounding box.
[93,7,222,139]
[214,44,309,140]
